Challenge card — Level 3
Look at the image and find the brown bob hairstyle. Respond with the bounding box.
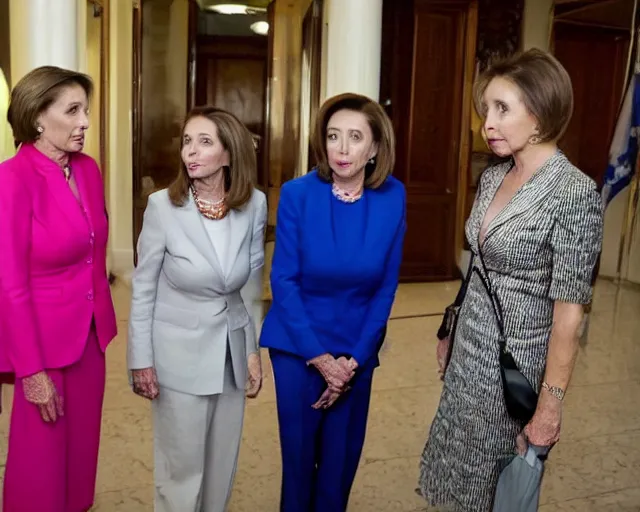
[8,66,93,144]
[311,92,395,189]
[473,48,574,143]
[168,106,255,210]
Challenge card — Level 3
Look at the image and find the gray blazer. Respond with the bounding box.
[127,188,267,396]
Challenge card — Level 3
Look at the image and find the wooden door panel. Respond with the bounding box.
[554,23,629,185]
[204,58,266,134]
[195,36,268,187]
[404,197,456,279]
[384,0,474,281]
[407,7,465,193]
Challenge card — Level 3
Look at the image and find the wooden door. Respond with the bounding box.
[553,23,630,185]
[381,0,477,281]
[301,0,323,171]
[195,36,268,187]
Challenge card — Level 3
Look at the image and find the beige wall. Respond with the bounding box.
[82,2,103,165]
[107,0,134,278]
[521,0,553,51]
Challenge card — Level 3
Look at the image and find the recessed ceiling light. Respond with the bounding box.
[208,4,248,14]
[250,21,269,35]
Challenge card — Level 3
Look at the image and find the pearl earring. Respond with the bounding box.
[368,157,375,165]
[37,126,44,134]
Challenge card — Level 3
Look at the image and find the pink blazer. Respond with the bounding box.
[0,143,117,378]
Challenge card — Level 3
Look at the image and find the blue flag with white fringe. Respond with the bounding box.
[602,73,640,207]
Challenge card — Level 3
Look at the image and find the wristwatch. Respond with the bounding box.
[542,382,565,401]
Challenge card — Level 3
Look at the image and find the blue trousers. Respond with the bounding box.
[270,349,374,512]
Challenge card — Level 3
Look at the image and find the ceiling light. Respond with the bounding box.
[250,21,269,35]
[208,4,248,14]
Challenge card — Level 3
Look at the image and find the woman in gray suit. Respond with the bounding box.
[127,106,267,512]
[419,49,604,510]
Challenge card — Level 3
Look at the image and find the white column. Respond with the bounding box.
[323,0,383,101]
[10,0,78,85]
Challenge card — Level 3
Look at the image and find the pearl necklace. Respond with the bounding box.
[191,186,229,220]
[331,182,363,203]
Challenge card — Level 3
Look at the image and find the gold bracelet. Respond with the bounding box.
[542,381,565,401]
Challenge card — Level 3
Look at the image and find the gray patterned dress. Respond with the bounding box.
[418,153,604,511]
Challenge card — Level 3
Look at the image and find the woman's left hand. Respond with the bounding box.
[246,352,262,398]
[517,392,563,454]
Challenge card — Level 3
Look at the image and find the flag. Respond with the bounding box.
[602,73,640,207]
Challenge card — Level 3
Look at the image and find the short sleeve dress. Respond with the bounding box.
[418,152,604,511]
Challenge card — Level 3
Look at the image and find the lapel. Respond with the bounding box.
[468,160,511,253]
[69,154,95,231]
[226,203,250,278]
[20,144,89,233]
[174,191,225,279]
[478,152,565,251]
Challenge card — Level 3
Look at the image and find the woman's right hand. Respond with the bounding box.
[22,371,64,423]
[132,367,160,400]
[309,354,354,391]
[436,337,451,380]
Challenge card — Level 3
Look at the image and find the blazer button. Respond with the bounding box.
[87,291,94,301]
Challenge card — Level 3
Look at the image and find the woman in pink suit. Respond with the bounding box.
[0,66,118,512]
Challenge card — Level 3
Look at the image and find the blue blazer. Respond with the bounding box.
[260,170,406,368]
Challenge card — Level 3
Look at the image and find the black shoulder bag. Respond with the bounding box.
[473,248,538,424]
[437,250,538,423]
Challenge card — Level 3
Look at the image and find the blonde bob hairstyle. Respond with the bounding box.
[310,93,395,189]
[168,106,255,210]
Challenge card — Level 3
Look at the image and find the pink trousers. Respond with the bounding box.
[3,328,106,512]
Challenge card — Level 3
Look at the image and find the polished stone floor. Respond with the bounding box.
[0,279,639,511]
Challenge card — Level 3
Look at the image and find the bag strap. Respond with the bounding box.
[472,247,507,349]
[453,254,475,308]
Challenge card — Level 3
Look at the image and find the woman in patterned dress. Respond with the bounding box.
[418,49,604,511]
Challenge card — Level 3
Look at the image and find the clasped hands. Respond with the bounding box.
[309,354,358,410]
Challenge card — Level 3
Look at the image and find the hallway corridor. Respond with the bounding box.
[0,279,639,511]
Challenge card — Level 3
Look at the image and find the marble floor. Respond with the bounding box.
[0,279,639,511]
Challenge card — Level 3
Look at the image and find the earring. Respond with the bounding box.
[37,126,44,134]
[530,135,541,145]
[368,157,375,165]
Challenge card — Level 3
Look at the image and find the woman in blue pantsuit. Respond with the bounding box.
[260,93,406,511]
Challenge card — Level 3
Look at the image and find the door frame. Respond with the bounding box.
[87,0,110,195]
[300,0,323,172]
[131,0,143,265]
